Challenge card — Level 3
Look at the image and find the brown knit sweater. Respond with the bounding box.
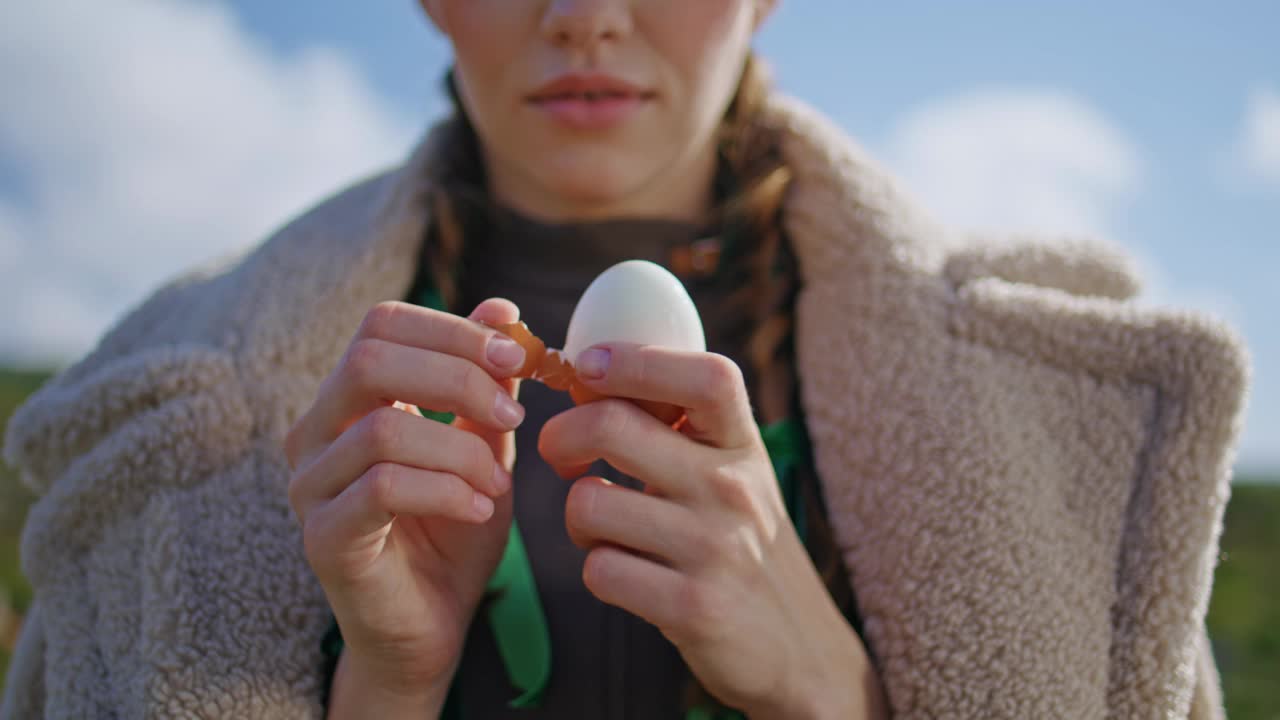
[446,205,755,718]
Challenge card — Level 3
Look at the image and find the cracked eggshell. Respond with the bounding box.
[564,260,705,361]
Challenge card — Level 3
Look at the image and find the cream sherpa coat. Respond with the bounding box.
[1,97,1248,719]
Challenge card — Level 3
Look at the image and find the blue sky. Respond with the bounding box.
[1,1,1276,470]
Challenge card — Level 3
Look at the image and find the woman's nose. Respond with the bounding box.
[540,0,634,52]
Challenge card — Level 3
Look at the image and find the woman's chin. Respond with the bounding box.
[533,173,649,218]
[518,147,660,216]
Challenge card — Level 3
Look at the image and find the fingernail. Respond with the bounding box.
[494,392,525,429]
[576,348,610,380]
[472,493,495,520]
[492,464,512,495]
[487,335,526,370]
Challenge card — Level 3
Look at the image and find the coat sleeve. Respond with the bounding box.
[2,342,335,718]
[1,600,47,720]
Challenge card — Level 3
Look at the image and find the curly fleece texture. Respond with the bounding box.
[1,96,1249,719]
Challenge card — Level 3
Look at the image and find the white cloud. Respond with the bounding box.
[1236,87,1280,185]
[882,89,1140,239]
[0,0,423,366]
[878,88,1246,333]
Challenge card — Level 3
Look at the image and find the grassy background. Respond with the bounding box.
[0,369,47,687]
[0,368,1276,715]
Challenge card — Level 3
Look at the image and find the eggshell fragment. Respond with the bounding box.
[490,261,704,427]
[493,320,545,378]
[567,381,606,407]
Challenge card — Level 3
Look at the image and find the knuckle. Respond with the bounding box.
[451,357,478,390]
[342,338,385,393]
[688,525,724,566]
[359,301,402,339]
[447,476,477,516]
[711,524,756,572]
[535,420,555,460]
[462,431,496,484]
[301,515,327,565]
[581,547,612,594]
[362,461,399,508]
[447,360,484,409]
[300,509,340,581]
[707,464,757,515]
[619,346,649,386]
[702,354,745,405]
[361,406,405,458]
[537,409,580,459]
[282,421,303,470]
[564,480,597,533]
[442,312,478,356]
[286,470,306,516]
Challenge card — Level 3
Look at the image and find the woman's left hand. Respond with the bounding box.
[538,343,887,719]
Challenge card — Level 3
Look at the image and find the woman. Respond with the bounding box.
[1,1,1247,718]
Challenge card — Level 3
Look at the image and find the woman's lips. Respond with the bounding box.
[532,94,648,130]
[527,74,654,131]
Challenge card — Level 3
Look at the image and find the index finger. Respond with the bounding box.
[571,343,758,449]
[286,298,525,468]
[353,299,527,375]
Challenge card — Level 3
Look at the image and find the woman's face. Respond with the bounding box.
[420,0,774,222]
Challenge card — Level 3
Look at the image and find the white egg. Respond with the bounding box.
[564,260,705,361]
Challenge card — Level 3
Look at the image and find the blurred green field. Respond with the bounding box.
[0,369,46,689]
[0,368,1276,716]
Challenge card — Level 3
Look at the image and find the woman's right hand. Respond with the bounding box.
[284,297,528,707]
